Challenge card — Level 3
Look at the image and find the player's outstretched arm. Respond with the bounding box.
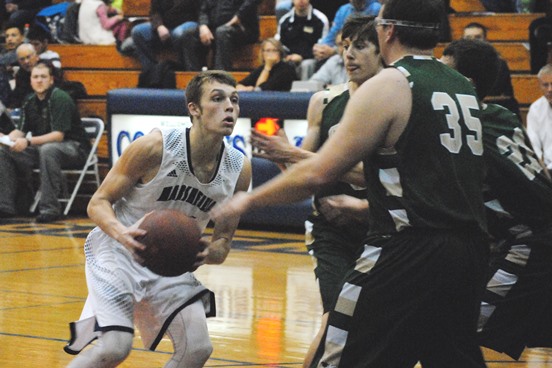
[210,68,410,222]
[205,156,252,265]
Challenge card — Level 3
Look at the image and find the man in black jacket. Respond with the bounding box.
[181,0,261,71]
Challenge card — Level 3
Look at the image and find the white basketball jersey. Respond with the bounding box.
[113,127,245,231]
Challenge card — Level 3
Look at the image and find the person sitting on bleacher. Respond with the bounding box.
[0,62,90,222]
[131,0,200,71]
[527,63,552,173]
[0,22,24,106]
[78,0,129,48]
[308,30,347,88]
[277,0,329,81]
[463,22,521,117]
[7,43,38,109]
[236,38,297,91]
[181,0,260,71]
[0,22,24,70]
[27,24,61,75]
[311,0,380,71]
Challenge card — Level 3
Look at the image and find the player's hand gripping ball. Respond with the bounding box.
[136,209,202,277]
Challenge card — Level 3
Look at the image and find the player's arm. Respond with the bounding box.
[204,156,252,264]
[87,130,163,257]
[211,68,411,220]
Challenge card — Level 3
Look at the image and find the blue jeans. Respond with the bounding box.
[131,21,198,71]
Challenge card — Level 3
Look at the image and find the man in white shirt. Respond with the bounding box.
[527,63,552,172]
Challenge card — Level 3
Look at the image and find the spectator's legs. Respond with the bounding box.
[275,0,292,22]
[180,29,206,71]
[0,146,36,216]
[479,0,516,12]
[37,141,86,216]
[214,24,246,71]
[170,21,199,70]
[298,59,317,80]
[131,22,158,71]
[529,18,552,74]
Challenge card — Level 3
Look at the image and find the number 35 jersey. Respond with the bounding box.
[481,103,552,240]
[363,56,487,236]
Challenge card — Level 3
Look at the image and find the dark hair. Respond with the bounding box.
[4,21,23,35]
[27,25,51,42]
[185,70,237,106]
[342,15,379,53]
[32,60,55,77]
[464,22,487,38]
[442,38,499,99]
[381,0,444,49]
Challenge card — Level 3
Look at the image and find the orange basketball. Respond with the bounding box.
[136,209,202,277]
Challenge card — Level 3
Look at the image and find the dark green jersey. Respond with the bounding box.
[363,56,487,236]
[482,103,552,239]
[311,87,368,239]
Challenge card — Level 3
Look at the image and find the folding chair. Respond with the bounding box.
[30,117,105,216]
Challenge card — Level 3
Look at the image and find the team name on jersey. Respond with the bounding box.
[156,185,217,212]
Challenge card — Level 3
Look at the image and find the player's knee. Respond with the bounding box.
[172,337,212,368]
[97,331,133,364]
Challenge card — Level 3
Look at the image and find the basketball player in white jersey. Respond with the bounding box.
[64,70,252,368]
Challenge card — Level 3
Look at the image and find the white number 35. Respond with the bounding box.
[432,92,483,156]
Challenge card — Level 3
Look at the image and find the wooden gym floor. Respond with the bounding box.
[1,216,552,367]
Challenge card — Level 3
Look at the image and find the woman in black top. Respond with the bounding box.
[237,38,297,92]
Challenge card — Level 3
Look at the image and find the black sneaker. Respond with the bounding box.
[36,213,62,223]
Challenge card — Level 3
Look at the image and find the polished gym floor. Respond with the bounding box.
[1,216,552,367]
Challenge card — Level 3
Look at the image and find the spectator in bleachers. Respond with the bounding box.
[236,38,297,91]
[0,22,24,68]
[527,63,552,172]
[4,0,51,28]
[78,0,130,48]
[0,62,90,222]
[0,23,24,106]
[275,0,348,23]
[277,0,329,80]
[131,0,200,71]
[7,43,38,109]
[311,0,381,71]
[27,25,61,78]
[463,22,521,116]
[529,0,552,74]
[309,30,347,88]
[181,0,260,71]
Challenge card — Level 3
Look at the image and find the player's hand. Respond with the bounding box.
[210,192,252,222]
[190,238,210,271]
[317,195,369,226]
[119,213,150,264]
[251,128,293,164]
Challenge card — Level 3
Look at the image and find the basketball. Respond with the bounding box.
[136,209,202,277]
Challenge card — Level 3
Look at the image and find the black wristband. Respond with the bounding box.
[26,137,31,146]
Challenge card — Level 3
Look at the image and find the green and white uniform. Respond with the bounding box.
[477,103,552,360]
[315,56,489,368]
[306,86,368,313]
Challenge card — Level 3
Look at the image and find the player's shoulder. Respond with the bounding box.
[310,83,348,107]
